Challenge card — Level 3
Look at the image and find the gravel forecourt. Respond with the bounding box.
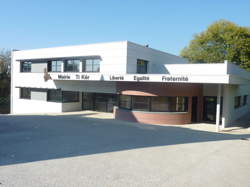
[0,112,250,187]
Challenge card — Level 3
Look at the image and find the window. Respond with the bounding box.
[64,60,80,72]
[20,88,31,99]
[243,95,248,106]
[119,95,131,109]
[62,91,79,103]
[47,90,62,102]
[119,95,189,112]
[132,96,150,111]
[151,96,188,112]
[20,61,32,72]
[48,60,62,72]
[151,96,169,112]
[83,59,100,72]
[137,59,148,74]
[234,96,241,108]
[176,96,188,112]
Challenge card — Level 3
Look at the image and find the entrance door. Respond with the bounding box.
[191,96,198,123]
[203,96,218,122]
[94,93,117,113]
[95,94,108,112]
[82,93,94,110]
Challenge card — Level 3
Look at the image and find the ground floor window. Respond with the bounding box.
[234,96,241,108]
[20,88,31,99]
[119,95,188,112]
[47,90,62,102]
[132,96,150,111]
[243,95,248,106]
[62,91,79,102]
[47,90,79,103]
[119,95,131,109]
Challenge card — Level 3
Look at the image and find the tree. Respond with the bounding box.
[0,49,11,75]
[0,49,11,98]
[180,20,250,71]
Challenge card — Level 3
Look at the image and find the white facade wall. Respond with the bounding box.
[12,98,62,114]
[54,81,116,94]
[126,41,188,74]
[165,63,227,75]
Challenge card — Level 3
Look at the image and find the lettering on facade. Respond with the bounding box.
[81,75,90,80]
[58,75,71,79]
[56,74,189,82]
[109,75,124,81]
[133,76,150,81]
[162,76,189,82]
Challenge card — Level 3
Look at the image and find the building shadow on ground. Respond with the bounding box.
[0,114,249,166]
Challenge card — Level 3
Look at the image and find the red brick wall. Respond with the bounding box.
[114,108,190,125]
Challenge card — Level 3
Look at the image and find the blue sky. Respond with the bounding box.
[1,0,249,55]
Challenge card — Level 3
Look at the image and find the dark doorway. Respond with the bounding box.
[203,96,217,122]
[203,96,223,123]
[191,96,198,123]
[82,92,117,113]
[82,93,94,110]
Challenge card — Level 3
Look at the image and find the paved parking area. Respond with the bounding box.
[0,112,250,187]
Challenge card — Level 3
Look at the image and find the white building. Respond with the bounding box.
[11,41,250,129]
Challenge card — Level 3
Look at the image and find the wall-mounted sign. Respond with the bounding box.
[50,73,190,83]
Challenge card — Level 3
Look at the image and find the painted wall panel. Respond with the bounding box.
[31,89,47,101]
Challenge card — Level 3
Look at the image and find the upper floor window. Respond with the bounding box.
[48,60,62,72]
[83,59,100,72]
[20,61,32,72]
[64,60,80,72]
[137,59,148,74]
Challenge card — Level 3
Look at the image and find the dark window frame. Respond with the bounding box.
[64,60,80,72]
[118,95,189,112]
[82,59,100,73]
[48,60,62,72]
[243,95,248,106]
[47,90,62,102]
[20,61,32,72]
[62,91,80,103]
[20,88,31,99]
[234,96,241,108]
[131,95,150,111]
[119,95,132,110]
[137,59,148,74]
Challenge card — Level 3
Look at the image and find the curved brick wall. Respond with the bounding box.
[114,108,191,125]
[114,82,203,125]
